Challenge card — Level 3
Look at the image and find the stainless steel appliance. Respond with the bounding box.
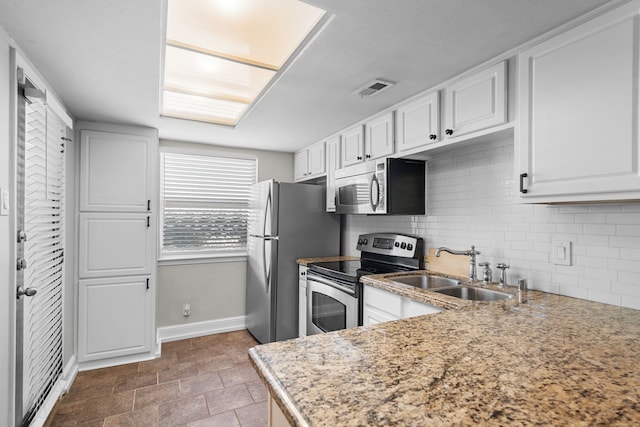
[246,180,340,344]
[334,158,425,215]
[306,233,424,335]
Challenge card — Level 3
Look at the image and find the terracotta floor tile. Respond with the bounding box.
[78,389,134,422]
[186,410,241,427]
[134,381,181,410]
[197,354,235,375]
[205,384,253,415]
[235,401,268,427]
[158,394,209,426]
[114,370,158,392]
[158,360,198,383]
[180,372,224,397]
[104,405,159,427]
[219,362,261,387]
[245,380,268,403]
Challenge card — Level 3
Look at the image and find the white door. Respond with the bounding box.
[307,141,326,176]
[365,112,394,160]
[340,125,365,167]
[396,91,440,151]
[293,150,308,181]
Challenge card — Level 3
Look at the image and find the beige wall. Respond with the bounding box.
[156,140,294,327]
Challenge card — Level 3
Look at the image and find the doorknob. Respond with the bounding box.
[17,286,37,299]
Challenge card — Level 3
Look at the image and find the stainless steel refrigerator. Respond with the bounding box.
[245,180,340,343]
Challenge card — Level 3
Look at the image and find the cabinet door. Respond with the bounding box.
[325,136,340,212]
[362,306,399,326]
[518,3,640,202]
[80,130,153,212]
[443,61,507,139]
[363,285,402,319]
[79,213,154,278]
[78,276,152,362]
[365,112,394,160]
[298,266,308,337]
[396,92,440,152]
[340,125,365,167]
[307,141,326,177]
[294,150,308,181]
[403,299,443,318]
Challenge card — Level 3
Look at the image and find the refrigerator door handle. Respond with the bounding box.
[263,186,272,237]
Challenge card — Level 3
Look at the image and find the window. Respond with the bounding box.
[159,150,257,259]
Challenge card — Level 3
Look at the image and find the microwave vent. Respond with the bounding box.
[353,79,395,98]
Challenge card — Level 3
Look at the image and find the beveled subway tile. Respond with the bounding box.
[245,380,268,403]
[185,410,240,427]
[158,394,209,426]
[197,354,235,375]
[235,401,268,427]
[218,362,260,387]
[78,389,134,422]
[104,404,159,427]
[134,381,181,410]
[158,360,198,384]
[180,372,224,397]
[114,371,158,392]
[205,384,253,415]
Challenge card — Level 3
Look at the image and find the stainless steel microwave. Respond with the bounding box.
[334,158,425,215]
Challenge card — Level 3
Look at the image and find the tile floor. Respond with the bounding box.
[45,330,267,426]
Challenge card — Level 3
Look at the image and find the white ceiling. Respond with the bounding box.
[0,0,613,152]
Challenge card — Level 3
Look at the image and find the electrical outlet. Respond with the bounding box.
[183,302,191,317]
[553,240,571,266]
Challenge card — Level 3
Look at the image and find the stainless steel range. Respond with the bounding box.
[306,233,424,335]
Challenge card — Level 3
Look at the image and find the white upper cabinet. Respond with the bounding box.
[443,61,507,140]
[80,130,154,212]
[294,141,326,181]
[325,136,340,212]
[396,91,440,152]
[365,112,394,160]
[518,2,640,202]
[340,124,365,167]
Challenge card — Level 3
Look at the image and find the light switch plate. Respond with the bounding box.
[0,186,8,216]
[553,240,571,266]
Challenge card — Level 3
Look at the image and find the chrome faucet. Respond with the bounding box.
[435,245,481,281]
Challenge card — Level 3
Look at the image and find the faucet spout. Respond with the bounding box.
[435,245,481,281]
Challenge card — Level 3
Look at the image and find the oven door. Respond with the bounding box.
[306,274,358,335]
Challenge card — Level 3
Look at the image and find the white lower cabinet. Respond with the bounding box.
[362,284,443,326]
[298,266,308,337]
[78,276,153,362]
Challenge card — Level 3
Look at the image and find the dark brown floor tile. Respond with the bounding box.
[186,410,240,427]
[176,346,222,364]
[78,419,105,427]
[161,338,193,353]
[78,389,134,422]
[138,353,178,373]
[235,401,268,427]
[134,381,181,410]
[197,354,235,375]
[219,362,261,387]
[180,372,224,396]
[158,394,209,426]
[83,362,139,379]
[158,360,198,384]
[114,371,158,392]
[205,384,253,415]
[245,380,268,403]
[46,398,86,425]
[63,383,114,403]
[104,404,159,427]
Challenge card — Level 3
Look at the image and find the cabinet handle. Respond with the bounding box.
[357,156,362,160]
[429,134,437,140]
[365,154,371,159]
[445,129,454,136]
[146,278,149,290]
[519,173,528,194]
[147,216,150,227]
[147,200,151,211]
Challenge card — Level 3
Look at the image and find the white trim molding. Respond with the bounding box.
[30,355,79,427]
[157,316,247,344]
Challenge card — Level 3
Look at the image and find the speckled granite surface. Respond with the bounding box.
[249,276,640,426]
[296,256,358,266]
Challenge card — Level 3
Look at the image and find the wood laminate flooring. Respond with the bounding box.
[45,330,266,426]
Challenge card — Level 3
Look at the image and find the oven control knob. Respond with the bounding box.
[358,239,363,245]
[363,239,368,245]
[407,243,413,251]
[394,242,399,247]
[400,242,407,249]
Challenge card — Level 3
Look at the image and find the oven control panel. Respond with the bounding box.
[356,233,423,259]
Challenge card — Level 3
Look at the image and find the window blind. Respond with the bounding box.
[160,151,257,258]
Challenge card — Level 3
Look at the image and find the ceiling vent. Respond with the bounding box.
[353,79,395,98]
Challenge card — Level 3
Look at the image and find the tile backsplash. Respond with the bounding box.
[343,136,640,310]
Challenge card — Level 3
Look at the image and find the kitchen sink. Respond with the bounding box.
[432,286,513,302]
[391,274,462,289]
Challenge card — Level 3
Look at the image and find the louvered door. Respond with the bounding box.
[16,78,69,426]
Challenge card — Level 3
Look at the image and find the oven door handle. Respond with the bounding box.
[307,274,356,296]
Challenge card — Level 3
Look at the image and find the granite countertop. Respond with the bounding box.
[296,255,359,266]
[249,273,640,426]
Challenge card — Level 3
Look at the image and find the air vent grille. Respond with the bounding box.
[353,79,395,98]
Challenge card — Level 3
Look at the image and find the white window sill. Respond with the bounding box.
[158,254,247,266]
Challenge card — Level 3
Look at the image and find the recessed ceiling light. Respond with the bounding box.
[162,0,327,126]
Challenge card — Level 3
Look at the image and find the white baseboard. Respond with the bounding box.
[157,315,247,344]
[30,355,79,427]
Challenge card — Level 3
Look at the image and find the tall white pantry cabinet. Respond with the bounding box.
[77,124,158,364]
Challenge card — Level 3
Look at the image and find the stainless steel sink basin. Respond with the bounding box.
[391,274,462,289]
[432,286,513,301]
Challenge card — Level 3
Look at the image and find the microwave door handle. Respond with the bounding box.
[370,174,380,212]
